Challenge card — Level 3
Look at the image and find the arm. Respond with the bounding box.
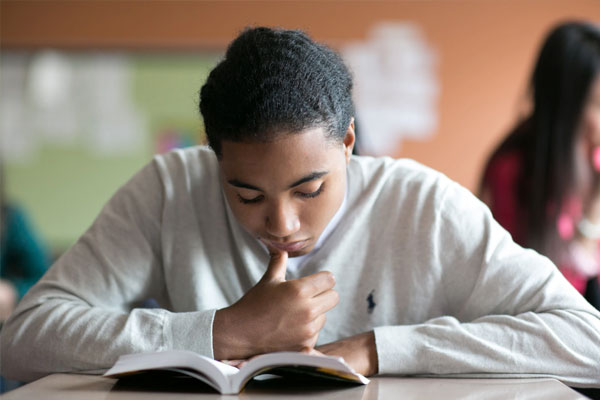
[0,161,214,382]
[320,174,600,385]
[1,158,340,382]
[373,181,600,387]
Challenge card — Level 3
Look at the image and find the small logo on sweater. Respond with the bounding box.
[367,290,376,314]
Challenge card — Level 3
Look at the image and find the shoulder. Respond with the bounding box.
[349,155,453,199]
[104,146,219,213]
[349,155,445,189]
[150,146,220,192]
[347,155,467,222]
[152,146,218,178]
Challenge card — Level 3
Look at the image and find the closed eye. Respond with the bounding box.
[237,194,264,204]
[298,183,324,199]
[237,183,324,204]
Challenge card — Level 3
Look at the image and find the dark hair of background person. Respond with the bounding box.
[199,26,355,157]
[479,21,600,253]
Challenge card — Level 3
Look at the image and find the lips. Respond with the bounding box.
[264,239,309,253]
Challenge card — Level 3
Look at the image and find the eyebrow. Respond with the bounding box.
[227,171,329,192]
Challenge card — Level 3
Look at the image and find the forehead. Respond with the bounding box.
[218,128,340,184]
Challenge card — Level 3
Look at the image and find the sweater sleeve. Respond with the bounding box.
[374,178,600,388]
[0,160,216,382]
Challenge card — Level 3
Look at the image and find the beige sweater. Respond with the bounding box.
[3,147,600,386]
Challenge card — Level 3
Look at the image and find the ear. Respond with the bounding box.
[343,118,356,164]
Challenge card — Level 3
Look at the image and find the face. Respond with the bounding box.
[219,125,355,257]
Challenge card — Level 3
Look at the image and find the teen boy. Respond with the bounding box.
[2,27,600,387]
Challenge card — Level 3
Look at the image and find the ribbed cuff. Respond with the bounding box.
[374,325,421,375]
[164,309,217,358]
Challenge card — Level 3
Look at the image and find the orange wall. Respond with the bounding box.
[2,0,599,191]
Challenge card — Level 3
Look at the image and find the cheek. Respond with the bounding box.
[300,180,346,232]
[226,197,263,236]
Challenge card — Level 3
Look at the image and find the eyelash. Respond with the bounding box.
[299,184,324,199]
[237,184,325,204]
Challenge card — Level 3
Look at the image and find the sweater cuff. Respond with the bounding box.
[163,309,216,358]
[374,325,422,374]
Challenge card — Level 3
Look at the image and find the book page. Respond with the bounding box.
[232,352,369,391]
[104,350,237,393]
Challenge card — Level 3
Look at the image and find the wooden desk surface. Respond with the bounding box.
[2,374,587,399]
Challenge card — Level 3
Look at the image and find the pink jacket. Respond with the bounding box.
[483,151,599,294]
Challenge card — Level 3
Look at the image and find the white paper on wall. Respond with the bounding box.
[0,54,38,163]
[28,51,79,145]
[0,51,147,161]
[0,100,38,164]
[342,22,439,155]
[77,55,145,156]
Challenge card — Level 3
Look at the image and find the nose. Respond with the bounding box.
[265,200,300,238]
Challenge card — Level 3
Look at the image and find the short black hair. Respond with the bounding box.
[199,27,354,157]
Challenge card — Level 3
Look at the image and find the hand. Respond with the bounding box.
[213,250,339,360]
[316,331,378,377]
[0,279,17,322]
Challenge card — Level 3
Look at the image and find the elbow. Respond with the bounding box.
[1,318,26,381]
[0,314,46,382]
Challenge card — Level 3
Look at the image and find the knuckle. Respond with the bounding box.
[331,290,340,305]
[323,271,336,287]
[316,315,326,330]
[295,285,310,299]
[308,318,325,337]
[301,307,314,322]
[305,325,318,338]
[286,282,305,298]
[306,336,318,348]
[307,306,320,321]
[301,323,318,339]
[299,339,314,350]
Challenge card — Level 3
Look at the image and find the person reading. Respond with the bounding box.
[2,27,600,390]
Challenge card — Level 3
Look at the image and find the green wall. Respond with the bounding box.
[4,53,219,252]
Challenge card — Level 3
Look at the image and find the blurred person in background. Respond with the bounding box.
[0,165,50,392]
[480,21,600,309]
[0,166,49,323]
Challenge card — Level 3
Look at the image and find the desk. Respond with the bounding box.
[2,374,587,399]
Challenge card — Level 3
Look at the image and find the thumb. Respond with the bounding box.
[300,346,322,356]
[261,250,288,283]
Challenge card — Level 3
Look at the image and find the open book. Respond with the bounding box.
[104,350,369,394]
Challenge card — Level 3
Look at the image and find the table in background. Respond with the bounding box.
[1,373,588,399]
